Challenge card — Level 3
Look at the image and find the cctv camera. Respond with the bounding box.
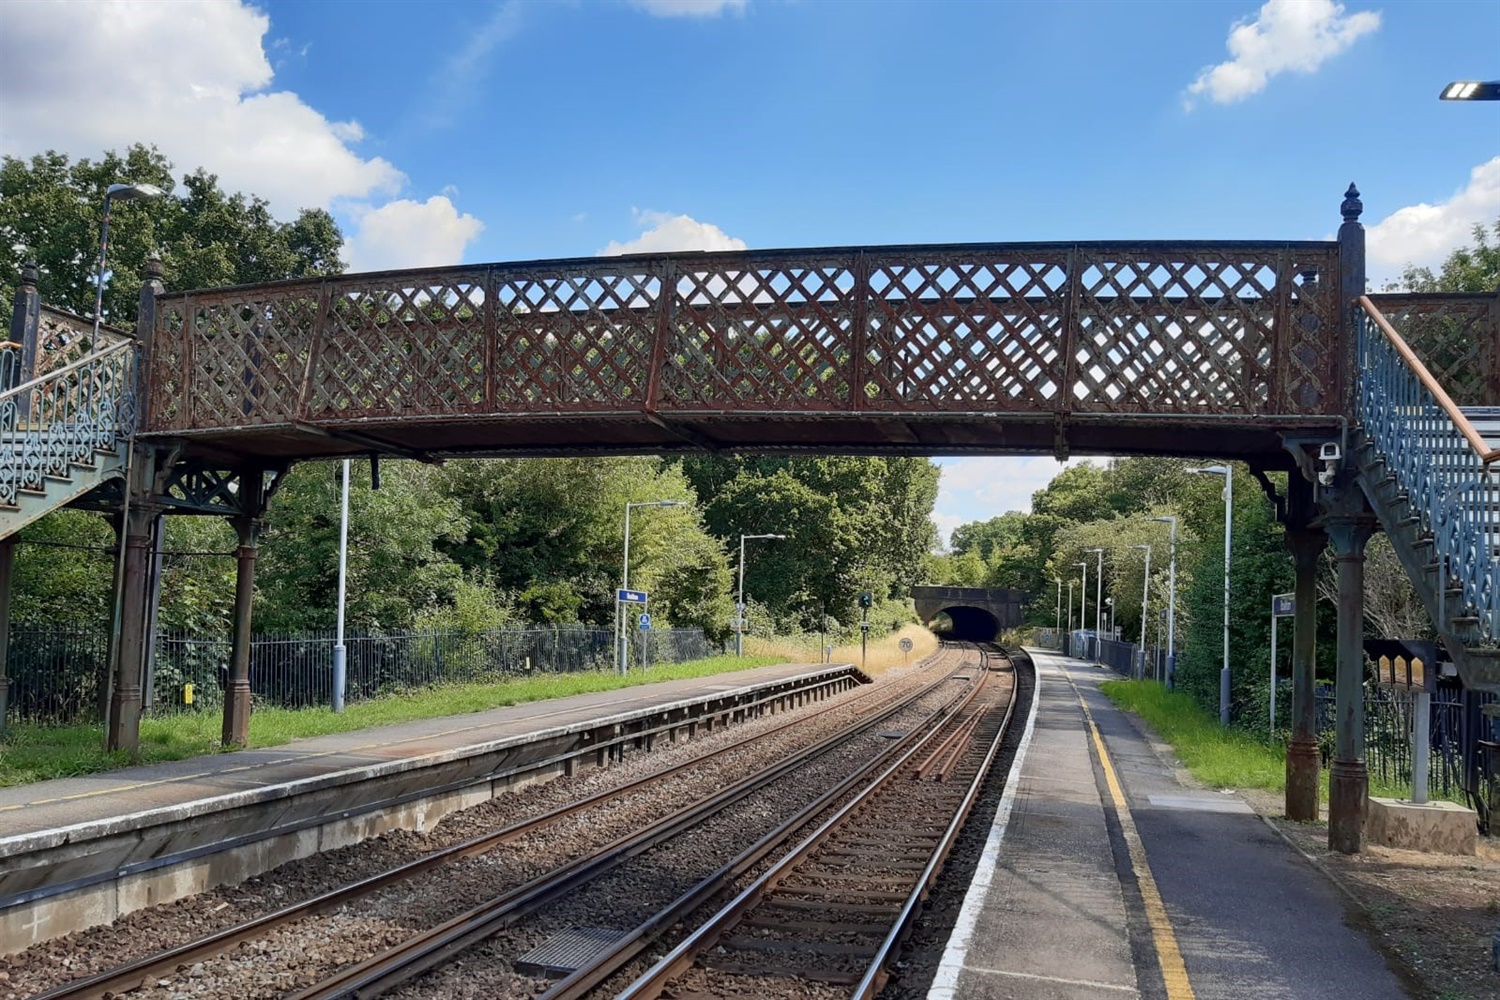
[1318,442,1341,463]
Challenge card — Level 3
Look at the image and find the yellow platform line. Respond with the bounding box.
[1065,668,1196,1000]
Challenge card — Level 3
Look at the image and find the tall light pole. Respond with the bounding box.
[1150,515,1178,687]
[1086,547,1105,662]
[1129,543,1151,680]
[1192,465,1233,725]
[1067,581,1075,633]
[1074,561,1088,659]
[332,459,351,712]
[736,533,786,656]
[1054,577,1062,646]
[619,500,683,674]
[92,182,165,352]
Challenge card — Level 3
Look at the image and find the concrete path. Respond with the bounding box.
[930,648,1411,1000]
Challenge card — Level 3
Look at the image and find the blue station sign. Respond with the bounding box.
[617,589,649,604]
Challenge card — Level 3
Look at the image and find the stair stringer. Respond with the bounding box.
[1354,430,1500,692]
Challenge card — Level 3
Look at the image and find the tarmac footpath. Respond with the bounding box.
[929,647,1412,1000]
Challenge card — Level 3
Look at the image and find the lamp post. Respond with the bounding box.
[1440,80,1500,101]
[736,533,786,656]
[92,182,165,353]
[332,459,351,712]
[619,500,683,674]
[1086,548,1104,662]
[1129,543,1151,679]
[1054,577,1062,648]
[1066,580,1075,639]
[1073,561,1088,659]
[1191,465,1233,725]
[1150,515,1178,687]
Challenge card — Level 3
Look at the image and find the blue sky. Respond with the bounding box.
[3,0,1497,541]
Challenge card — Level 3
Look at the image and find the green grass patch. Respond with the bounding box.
[1100,679,1287,792]
[0,654,779,788]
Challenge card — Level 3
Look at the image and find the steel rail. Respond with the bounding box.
[535,643,999,1000]
[284,657,978,1000]
[612,646,1012,1000]
[32,660,931,1000]
[1358,295,1500,463]
[851,651,1021,999]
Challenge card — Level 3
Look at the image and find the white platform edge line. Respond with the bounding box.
[926,649,1045,1000]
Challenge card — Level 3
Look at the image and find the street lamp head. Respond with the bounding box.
[1189,465,1230,476]
[1085,547,1104,554]
[1441,81,1500,101]
[1150,515,1176,524]
[106,182,166,202]
[1129,544,1150,551]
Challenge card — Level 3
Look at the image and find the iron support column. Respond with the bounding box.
[105,481,158,753]
[1326,511,1376,853]
[1284,525,1325,821]
[0,537,13,734]
[223,470,266,748]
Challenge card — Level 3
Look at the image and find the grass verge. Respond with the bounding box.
[746,624,939,677]
[0,653,779,788]
[1100,679,1287,792]
[1100,679,1424,803]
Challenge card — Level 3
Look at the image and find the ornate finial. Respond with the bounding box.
[20,260,38,288]
[146,256,164,279]
[1341,183,1362,223]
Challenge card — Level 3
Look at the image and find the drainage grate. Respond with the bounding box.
[514,926,625,976]
[877,730,906,740]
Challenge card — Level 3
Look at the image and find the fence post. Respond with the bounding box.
[0,537,13,734]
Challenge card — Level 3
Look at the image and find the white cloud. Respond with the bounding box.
[931,456,1099,547]
[631,0,748,17]
[343,197,485,273]
[423,3,523,130]
[1184,0,1380,109]
[0,0,403,216]
[1366,157,1500,284]
[599,209,747,255]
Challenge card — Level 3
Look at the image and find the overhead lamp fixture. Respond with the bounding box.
[1440,80,1500,101]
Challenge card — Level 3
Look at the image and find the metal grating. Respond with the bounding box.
[513,926,625,977]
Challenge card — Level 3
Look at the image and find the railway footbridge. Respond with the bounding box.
[4,183,1500,853]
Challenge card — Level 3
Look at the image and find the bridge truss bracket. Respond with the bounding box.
[1052,412,1070,463]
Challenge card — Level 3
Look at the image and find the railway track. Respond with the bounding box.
[32,646,973,1000]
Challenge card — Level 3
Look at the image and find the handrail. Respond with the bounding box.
[1358,295,1500,463]
[0,338,134,406]
[1358,295,1500,643]
[0,341,138,508]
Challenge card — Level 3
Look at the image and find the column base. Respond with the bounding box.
[1285,737,1320,822]
[106,685,142,753]
[1328,758,1369,854]
[221,680,253,748]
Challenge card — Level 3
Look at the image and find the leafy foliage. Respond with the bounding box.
[0,145,343,326]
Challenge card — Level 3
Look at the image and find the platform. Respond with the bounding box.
[0,660,866,953]
[929,648,1410,1000]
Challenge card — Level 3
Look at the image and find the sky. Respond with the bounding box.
[2,0,1497,543]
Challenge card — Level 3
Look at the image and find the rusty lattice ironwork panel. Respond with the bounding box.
[492,263,657,411]
[168,287,320,428]
[859,249,1071,411]
[1367,292,1500,407]
[660,254,857,410]
[308,272,488,419]
[145,241,1347,439]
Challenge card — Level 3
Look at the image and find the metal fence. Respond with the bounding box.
[1316,683,1499,811]
[5,624,721,724]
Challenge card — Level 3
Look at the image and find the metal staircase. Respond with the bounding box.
[0,340,137,539]
[1356,296,1500,692]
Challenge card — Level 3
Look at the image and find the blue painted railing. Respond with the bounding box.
[0,339,137,506]
[1358,296,1500,641]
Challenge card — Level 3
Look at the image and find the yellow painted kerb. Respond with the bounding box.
[1069,672,1197,1000]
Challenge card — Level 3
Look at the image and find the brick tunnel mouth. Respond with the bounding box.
[929,605,1001,642]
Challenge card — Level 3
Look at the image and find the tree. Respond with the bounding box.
[0,145,343,326]
[1395,217,1500,292]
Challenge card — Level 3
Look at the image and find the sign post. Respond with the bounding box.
[1270,593,1295,731]
[617,589,647,673]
